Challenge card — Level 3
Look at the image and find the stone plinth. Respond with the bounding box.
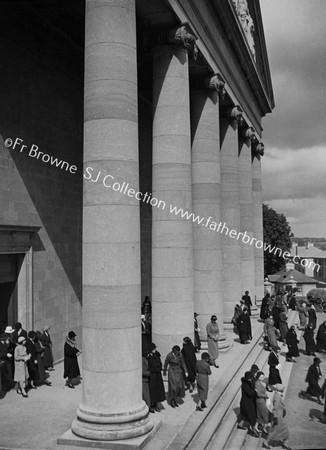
[71,0,152,441]
[152,45,194,358]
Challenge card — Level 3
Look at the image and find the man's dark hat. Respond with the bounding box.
[314,357,321,364]
[149,342,156,351]
[68,331,76,339]
[211,315,217,321]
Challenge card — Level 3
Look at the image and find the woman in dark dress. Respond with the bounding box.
[41,325,54,370]
[238,371,258,436]
[260,294,270,321]
[146,343,165,411]
[316,320,326,352]
[181,337,197,392]
[303,325,317,355]
[195,352,211,411]
[163,345,187,408]
[237,308,252,344]
[308,304,317,330]
[63,330,80,388]
[35,331,51,385]
[267,347,282,391]
[285,326,299,362]
[300,357,323,404]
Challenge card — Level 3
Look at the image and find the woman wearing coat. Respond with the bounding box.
[238,371,259,437]
[260,294,270,321]
[41,325,54,370]
[14,336,30,397]
[63,330,80,388]
[206,315,219,368]
[308,304,317,331]
[300,357,323,404]
[264,316,279,350]
[181,337,197,392]
[267,390,291,450]
[278,308,288,342]
[237,307,252,344]
[285,326,300,362]
[195,352,211,411]
[316,320,326,352]
[303,325,317,356]
[297,302,308,329]
[146,343,165,411]
[267,347,282,392]
[163,345,187,408]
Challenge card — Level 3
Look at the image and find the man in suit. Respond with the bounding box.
[11,322,28,346]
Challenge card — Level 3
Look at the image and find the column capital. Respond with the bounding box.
[252,141,265,158]
[240,125,256,141]
[162,23,198,59]
[225,105,244,124]
[204,73,226,98]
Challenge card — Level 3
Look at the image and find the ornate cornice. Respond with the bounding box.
[203,73,226,99]
[164,23,198,59]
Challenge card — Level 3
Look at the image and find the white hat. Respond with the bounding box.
[4,326,14,334]
[18,336,26,344]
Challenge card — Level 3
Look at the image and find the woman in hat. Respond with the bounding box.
[263,315,279,351]
[278,307,288,342]
[181,337,197,392]
[267,346,283,392]
[267,389,291,450]
[163,345,187,408]
[308,304,317,331]
[206,315,219,368]
[303,324,317,356]
[147,343,165,411]
[63,331,80,388]
[255,371,271,439]
[300,357,323,404]
[194,313,201,352]
[238,371,259,437]
[237,307,252,344]
[195,352,211,411]
[14,336,30,397]
[41,325,54,371]
[285,326,300,363]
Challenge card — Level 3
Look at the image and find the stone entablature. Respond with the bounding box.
[232,0,256,59]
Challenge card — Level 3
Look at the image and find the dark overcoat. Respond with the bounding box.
[303,326,316,354]
[239,377,257,427]
[268,351,282,385]
[147,351,165,404]
[196,359,211,402]
[63,340,80,379]
[181,341,197,383]
[308,308,317,330]
[306,363,322,397]
[41,331,54,368]
[316,322,326,352]
[163,351,186,402]
[285,329,299,357]
[25,338,40,382]
[237,312,252,343]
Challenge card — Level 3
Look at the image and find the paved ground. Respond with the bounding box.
[0,313,325,450]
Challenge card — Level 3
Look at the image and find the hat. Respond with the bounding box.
[68,331,76,339]
[250,364,259,374]
[245,291,249,294]
[201,352,210,360]
[44,325,50,331]
[4,326,14,334]
[240,299,245,304]
[28,330,36,339]
[0,333,8,340]
[18,336,26,343]
[183,336,191,343]
[14,322,22,330]
[172,345,180,352]
[211,315,217,321]
[314,357,321,364]
[149,342,157,351]
[141,314,145,320]
[256,371,265,379]
[194,312,199,317]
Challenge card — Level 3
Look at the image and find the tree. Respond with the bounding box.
[263,203,293,276]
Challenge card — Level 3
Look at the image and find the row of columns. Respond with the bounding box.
[71,0,265,443]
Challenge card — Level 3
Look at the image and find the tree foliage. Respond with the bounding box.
[263,203,293,276]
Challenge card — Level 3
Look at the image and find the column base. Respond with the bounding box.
[200,334,232,352]
[251,305,259,317]
[70,404,153,441]
[58,417,161,449]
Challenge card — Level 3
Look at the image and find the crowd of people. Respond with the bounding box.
[0,322,81,395]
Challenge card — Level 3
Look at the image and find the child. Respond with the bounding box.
[195,352,211,411]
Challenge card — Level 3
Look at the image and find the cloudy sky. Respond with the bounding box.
[260,0,326,237]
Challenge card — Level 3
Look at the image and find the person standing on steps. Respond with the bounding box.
[300,357,323,404]
[194,313,201,352]
[206,315,219,368]
[267,389,292,450]
[195,352,211,411]
[163,345,187,408]
[242,290,253,315]
[63,330,81,389]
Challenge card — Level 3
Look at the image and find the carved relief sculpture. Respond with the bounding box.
[232,0,256,59]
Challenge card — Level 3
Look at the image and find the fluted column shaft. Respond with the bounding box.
[220,113,241,323]
[72,0,152,440]
[191,88,225,343]
[152,45,193,358]
[252,153,264,303]
[239,136,256,308]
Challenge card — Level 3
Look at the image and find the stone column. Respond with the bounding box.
[72,0,152,440]
[152,25,196,358]
[191,75,228,348]
[252,143,265,305]
[220,106,242,325]
[239,126,258,316]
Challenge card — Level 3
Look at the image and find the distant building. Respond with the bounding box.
[291,242,326,283]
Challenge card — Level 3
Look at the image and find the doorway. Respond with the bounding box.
[0,254,23,331]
